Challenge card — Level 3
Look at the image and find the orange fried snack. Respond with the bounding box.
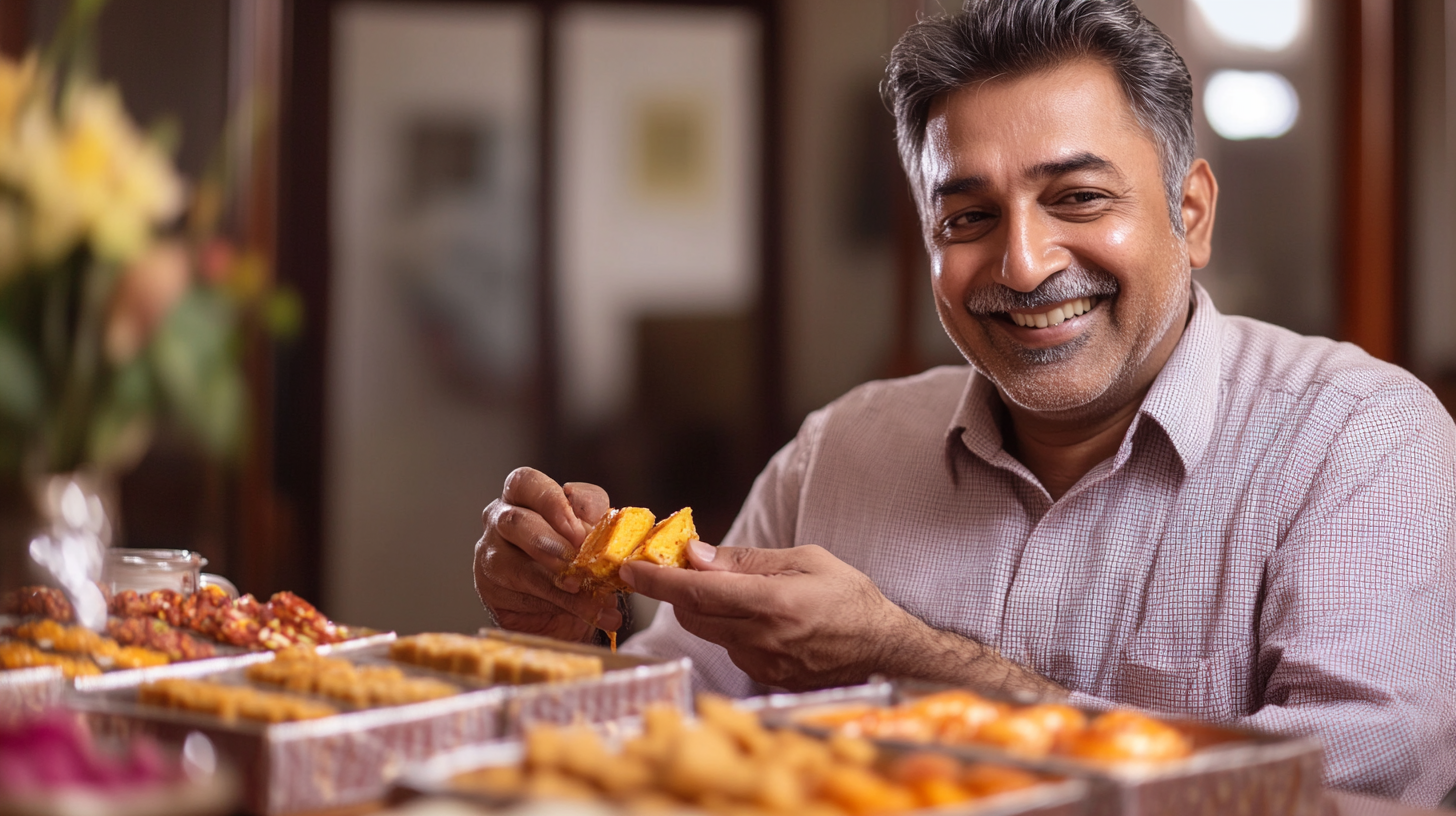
[0,641,101,678]
[452,694,1046,814]
[1064,709,1193,763]
[802,689,1194,766]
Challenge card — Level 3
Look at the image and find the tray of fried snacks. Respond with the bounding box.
[487,629,693,734]
[3,583,386,655]
[378,629,693,734]
[757,682,1324,816]
[65,646,513,814]
[390,693,1090,816]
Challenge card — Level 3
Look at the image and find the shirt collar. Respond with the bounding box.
[945,281,1224,476]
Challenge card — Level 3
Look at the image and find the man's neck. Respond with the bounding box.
[1002,396,1146,501]
[999,297,1193,501]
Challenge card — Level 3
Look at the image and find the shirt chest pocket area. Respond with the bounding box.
[1110,618,1259,722]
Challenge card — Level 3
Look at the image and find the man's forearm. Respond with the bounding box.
[876,612,1066,699]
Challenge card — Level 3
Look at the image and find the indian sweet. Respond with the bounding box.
[244,647,459,707]
[450,693,1046,815]
[389,634,603,685]
[565,507,697,593]
[137,677,338,723]
[798,689,1193,763]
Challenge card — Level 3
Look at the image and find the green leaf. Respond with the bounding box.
[85,356,155,470]
[150,289,243,458]
[0,324,42,425]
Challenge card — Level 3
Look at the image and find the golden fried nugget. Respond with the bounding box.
[699,693,775,757]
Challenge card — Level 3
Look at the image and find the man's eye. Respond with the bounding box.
[1065,191,1106,204]
[948,211,991,228]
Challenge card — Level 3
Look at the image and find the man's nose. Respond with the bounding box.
[998,208,1070,292]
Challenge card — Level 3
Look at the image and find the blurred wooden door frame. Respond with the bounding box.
[1339,0,1410,365]
[277,0,783,602]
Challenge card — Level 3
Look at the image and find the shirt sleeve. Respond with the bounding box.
[1233,385,1456,804]
[620,409,825,696]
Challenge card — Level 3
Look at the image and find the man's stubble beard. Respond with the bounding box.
[953,256,1192,418]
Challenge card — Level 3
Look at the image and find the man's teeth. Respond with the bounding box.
[1009,297,1094,328]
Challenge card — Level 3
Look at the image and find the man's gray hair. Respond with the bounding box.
[884,0,1195,233]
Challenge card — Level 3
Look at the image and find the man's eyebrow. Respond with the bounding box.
[933,175,988,199]
[932,153,1120,200]
[1027,152,1118,180]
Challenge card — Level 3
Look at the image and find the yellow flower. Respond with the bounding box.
[12,83,183,266]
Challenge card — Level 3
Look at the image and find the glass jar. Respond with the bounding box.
[102,549,206,596]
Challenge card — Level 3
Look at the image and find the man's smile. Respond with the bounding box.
[1006,296,1098,329]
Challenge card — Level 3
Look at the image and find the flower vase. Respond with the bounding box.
[0,471,118,629]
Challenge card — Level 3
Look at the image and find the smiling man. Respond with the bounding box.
[473,0,1456,804]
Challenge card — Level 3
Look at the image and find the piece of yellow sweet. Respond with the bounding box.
[629,507,696,568]
[571,507,656,581]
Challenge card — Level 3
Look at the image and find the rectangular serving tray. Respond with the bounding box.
[391,730,1091,816]
[753,682,1325,816]
[65,628,689,814]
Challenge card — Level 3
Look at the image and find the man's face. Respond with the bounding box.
[922,59,1192,417]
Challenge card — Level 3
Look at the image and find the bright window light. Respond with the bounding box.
[1203,70,1300,140]
[1189,0,1306,52]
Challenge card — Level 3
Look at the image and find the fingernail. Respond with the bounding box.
[689,538,716,562]
[593,608,622,631]
[559,574,582,593]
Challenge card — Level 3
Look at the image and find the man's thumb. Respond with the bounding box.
[688,542,787,575]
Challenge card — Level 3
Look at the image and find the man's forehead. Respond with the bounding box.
[922,59,1152,191]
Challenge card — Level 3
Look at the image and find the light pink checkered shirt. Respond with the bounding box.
[624,283,1456,805]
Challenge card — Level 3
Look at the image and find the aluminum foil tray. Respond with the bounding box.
[757,683,1325,816]
[65,630,687,814]
[66,651,508,815]
[0,665,65,725]
[469,629,693,733]
[390,736,1090,816]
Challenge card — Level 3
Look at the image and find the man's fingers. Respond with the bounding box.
[563,482,611,528]
[479,547,621,628]
[488,501,577,574]
[501,467,589,545]
[618,562,759,619]
[488,582,622,631]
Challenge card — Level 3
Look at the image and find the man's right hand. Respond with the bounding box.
[473,467,622,642]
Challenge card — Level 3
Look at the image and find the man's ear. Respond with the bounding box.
[1180,159,1218,269]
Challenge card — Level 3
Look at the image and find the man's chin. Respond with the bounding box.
[1009,332,1092,365]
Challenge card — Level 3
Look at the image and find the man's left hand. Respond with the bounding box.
[617,542,915,691]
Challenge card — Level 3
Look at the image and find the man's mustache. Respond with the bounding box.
[963,266,1120,314]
